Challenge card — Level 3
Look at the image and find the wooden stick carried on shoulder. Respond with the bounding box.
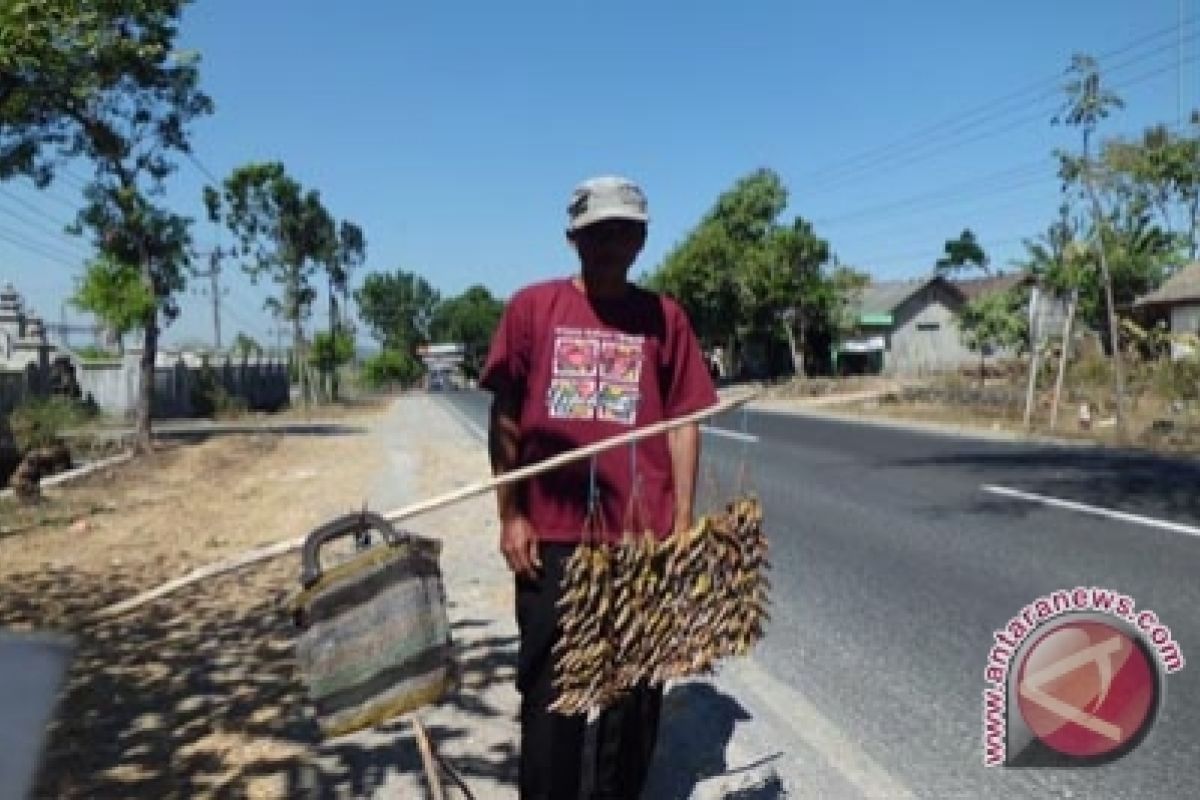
[93,391,757,620]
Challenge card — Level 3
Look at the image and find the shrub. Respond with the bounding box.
[8,397,95,452]
[362,349,424,389]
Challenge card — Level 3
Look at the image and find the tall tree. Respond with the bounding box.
[1,0,213,451]
[355,269,441,353]
[1103,121,1200,259]
[322,221,365,401]
[429,284,505,378]
[1053,52,1128,439]
[648,169,845,377]
[935,229,990,277]
[204,162,336,406]
[231,332,262,359]
[330,221,366,337]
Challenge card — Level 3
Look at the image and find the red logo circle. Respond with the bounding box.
[1016,620,1157,758]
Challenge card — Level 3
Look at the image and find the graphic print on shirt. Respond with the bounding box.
[548,329,644,425]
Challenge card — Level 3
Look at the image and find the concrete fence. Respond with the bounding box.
[2,353,290,419]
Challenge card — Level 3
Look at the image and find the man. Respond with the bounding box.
[480,176,717,799]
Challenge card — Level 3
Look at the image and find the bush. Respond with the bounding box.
[362,349,424,389]
[1153,358,1200,405]
[189,363,247,418]
[8,397,95,452]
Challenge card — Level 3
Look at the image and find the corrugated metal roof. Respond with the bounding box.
[1135,261,1200,307]
[852,280,927,316]
[953,272,1033,301]
[851,276,964,317]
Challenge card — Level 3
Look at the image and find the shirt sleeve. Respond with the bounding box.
[662,298,718,418]
[479,289,532,395]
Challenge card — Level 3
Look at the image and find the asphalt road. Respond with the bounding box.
[436,389,1200,799]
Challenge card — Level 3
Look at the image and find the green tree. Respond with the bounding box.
[355,270,441,353]
[308,330,355,384]
[935,229,990,277]
[429,284,505,378]
[956,288,1029,386]
[231,332,262,359]
[1103,121,1200,259]
[648,169,852,377]
[362,348,424,389]
[204,162,337,405]
[72,256,156,346]
[1,0,213,451]
[1053,52,1128,438]
[323,221,365,400]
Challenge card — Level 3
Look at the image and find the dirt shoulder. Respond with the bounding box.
[0,408,388,798]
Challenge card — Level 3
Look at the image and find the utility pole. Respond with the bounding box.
[194,248,224,352]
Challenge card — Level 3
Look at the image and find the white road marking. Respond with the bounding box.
[701,424,760,443]
[982,484,1200,538]
[438,397,487,442]
[724,657,913,798]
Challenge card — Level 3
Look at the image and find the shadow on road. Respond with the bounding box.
[887,447,1200,523]
[0,563,517,798]
[643,681,784,800]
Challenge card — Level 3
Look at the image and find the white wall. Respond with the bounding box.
[1171,304,1200,360]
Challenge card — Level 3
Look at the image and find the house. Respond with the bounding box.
[1134,261,1200,360]
[836,276,973,376]
[953,271,1070,348]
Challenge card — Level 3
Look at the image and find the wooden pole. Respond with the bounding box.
[1023,285,1042,430]
[412,717,447,800]
[1049,288,1079,431]
[93,391,759,619]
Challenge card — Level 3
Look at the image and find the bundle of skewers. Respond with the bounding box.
[550,495,769,714]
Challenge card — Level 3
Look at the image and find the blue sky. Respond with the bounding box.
[2,0,1197,349]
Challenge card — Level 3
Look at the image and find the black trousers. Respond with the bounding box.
[516,543,664,800]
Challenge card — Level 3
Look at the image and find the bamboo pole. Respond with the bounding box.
[412,717,447,800]
[93,391,758,619]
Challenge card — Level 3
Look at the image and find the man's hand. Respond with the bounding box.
[668,421,701,536]
[500,514,542,578]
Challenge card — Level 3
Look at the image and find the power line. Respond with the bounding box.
[184,151,221,185]
[849,235,1031,273]
[0,187,79,229]
[0,203,89,256]
[812,161,1053,227]
[0,226,82,270]
[800,18,1200,186]
[804,49,1200,196]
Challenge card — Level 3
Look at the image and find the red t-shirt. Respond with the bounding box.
[480,278,718,543]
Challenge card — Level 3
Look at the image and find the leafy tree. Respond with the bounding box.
[308,330,355,382]
[1053,52,1128,438]
[956,288,1029,386]
[648,169,849,377]
[329,221,366,334]
[935,229,990,277]
[362,348,424,388]
[322,221,365,400]
[1102,122,1200,259]
[231,332,262,359]
[204,162,337,405]
[1,0,213,451]
[355,269,440,353]
[429,284,505,377]
[72,256,156,342]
